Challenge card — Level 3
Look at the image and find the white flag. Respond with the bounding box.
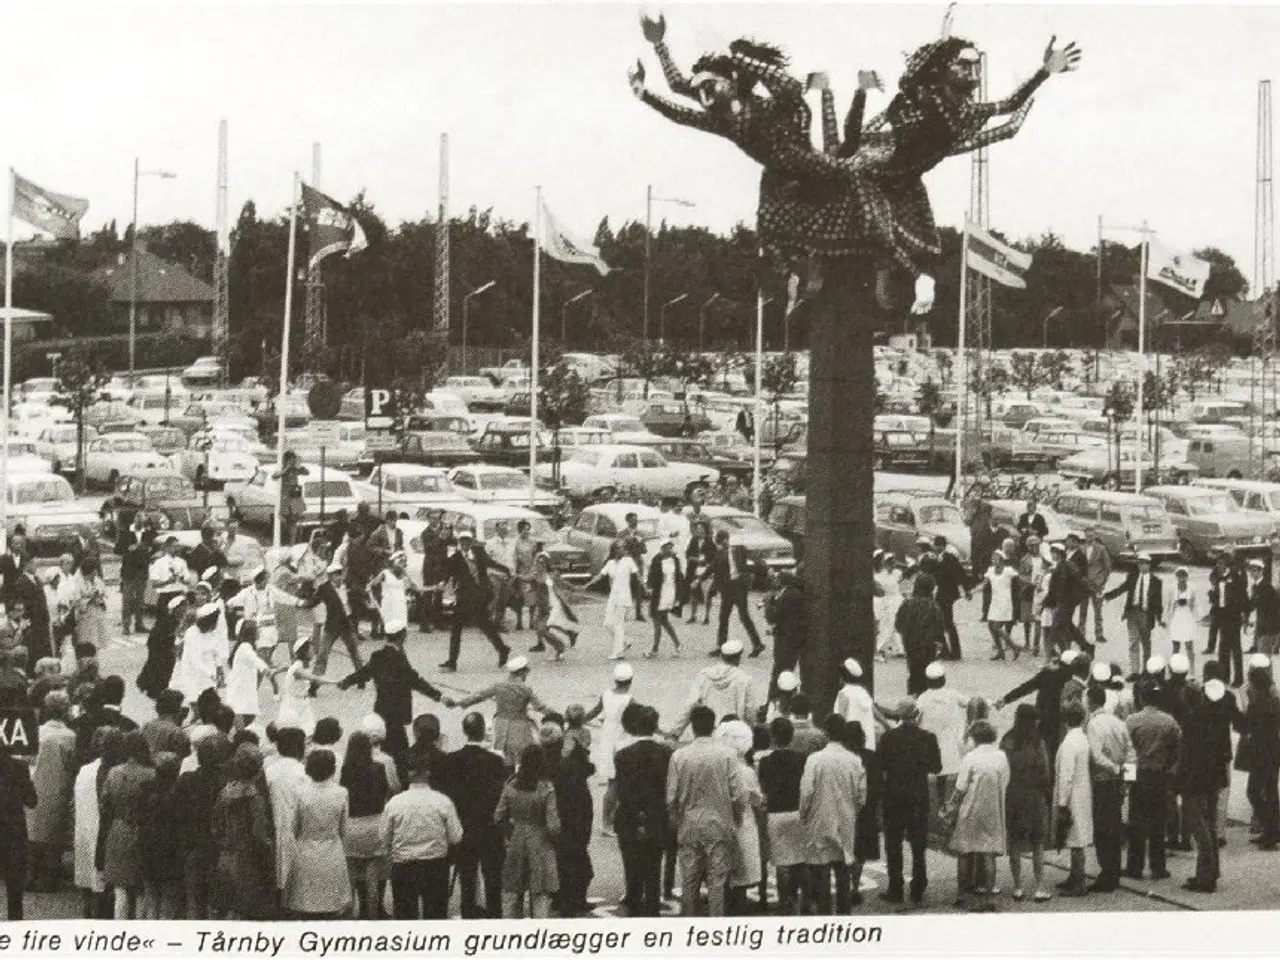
[540,200,610,275]
[1146,240,1210,299]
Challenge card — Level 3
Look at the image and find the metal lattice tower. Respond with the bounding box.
[434,134,450,353]
[304,143,327,365]
[1253,80,1275,468]
[966,54,994,442]
[213,118,230,385]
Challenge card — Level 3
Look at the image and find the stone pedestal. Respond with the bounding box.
[800,264,880,716]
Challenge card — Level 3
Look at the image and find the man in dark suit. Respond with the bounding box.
[1247,557,1280,657]
[1105,552,1164,679]
[613,703,670,917]
[1016,497,1050,541]
[441,526,510,671]
[1207,553,1248,686]
[303,562,367,693]
[931,536,969,660]
[710,530,763,657]
[1045,543,1088,658]
[0,740,37,919]
[419,511,453,632]
[876,696,942,905]
[446,712,508,919]
[764,572,806,698]
[186,524,227,585]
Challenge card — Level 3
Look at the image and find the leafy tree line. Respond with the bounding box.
[5,201,1259,383]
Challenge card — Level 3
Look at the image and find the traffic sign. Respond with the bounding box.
[307,420,345,445]
[307,380,343,420]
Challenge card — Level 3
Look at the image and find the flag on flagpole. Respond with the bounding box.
[539,199,610,275]
[300,183,368,271]
[1146,239,1211,299]
[964,221,1033,289]
[12,172,88,240]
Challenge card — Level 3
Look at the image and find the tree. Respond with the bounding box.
[1103,380,1135,475]
[1007,351,1048,399]
[54,345,110,493]
[917,378,943,458]
[539,360,590,484]
[933,350,954,385]
[1196,247,1249,302]
[1173,350,1215,401]
[762,352,799,454]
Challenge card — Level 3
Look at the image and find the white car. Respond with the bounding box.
[183,356,223,384]
[536,443,718,501]
[0,438,55,475]
[562,502,664,577]
[83,432,169,489]
[35,423,98,475]
[4,473,100,558]
[172,431,260,488]
[446,463,564,515]
[224,461,362,535]
[11,402,71,439]
[441,376,507,411]
[352,463,469,516]
[581,414,662,445]
[283,421,367,469]
[127,389,190,425]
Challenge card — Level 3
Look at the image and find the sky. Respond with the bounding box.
[3,2,1278,290]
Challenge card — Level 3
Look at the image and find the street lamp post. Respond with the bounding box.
[130,159,177,375]
[1041,305,1065,349]
[644,186,695,347]
[561,289,592,346]
[461,280,496,373]
[699,294,719,352]
[660,293,688,343]
[45,352,61,381]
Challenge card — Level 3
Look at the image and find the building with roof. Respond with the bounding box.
[95,246,214,338]
[0,307,55,344]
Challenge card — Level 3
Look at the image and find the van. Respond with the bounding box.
[1185,400,1250,424]
[1050,489,1180,562]
[1194,478,1280,531]
[1185,436,1257,479]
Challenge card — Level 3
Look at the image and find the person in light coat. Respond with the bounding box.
[1053,701,1094,897]
[799,714,866,915]
[949,719,1009,909]
[26,691,77,892]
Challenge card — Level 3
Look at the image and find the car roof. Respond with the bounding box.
[98,432,149,442]
[698,505,755,519]
[575,443,658,455]
[1196,478,1280,492]
[1144,486,1223,499]
[453,463,523,475]
[580,502,662,522]
[443,502,544,521]
[877,490,951,505]
[377,463,449,476]
[1065,490,1162,505]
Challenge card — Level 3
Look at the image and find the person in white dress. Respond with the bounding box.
[1166,567,1200,672]
[176,603,227,706]
[833,658,887,751]
[582,662,634,837]
[657,503,691,558]
[716,718,764,913]
[367,551,415,641]
[225,621,276,727]
[874,552,904,660]
[230,566,295,693]
[73,743,105,917]
[645,537,683,658]
[275,636,339,738]
[586,542,640,660]
[983,550,1021,661]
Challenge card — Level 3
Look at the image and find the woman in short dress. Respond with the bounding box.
[72,555,111,652]
[285,749,352,919]
[587,542,641,660]
[1000,703,1052,902]
[224,621,272,729]
[949,719,1009,908]
[274,638,337,739]
[496,744,561,919]
[339,732,391,920]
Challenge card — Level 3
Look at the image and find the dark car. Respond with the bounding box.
[108,472,216,537]
[357,430,480,475]
[873,430,932,472]
[648,438,753,483]
[767,494,806,564]
[768,450,807,493]
[640,399,714,438]
[472,422,557,468]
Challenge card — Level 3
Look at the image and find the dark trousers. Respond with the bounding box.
[555,839,593,914]
[384,720,410,787]
[1,831,25,920]
[618,832,663,917]
[808,862,850,914]
[121,575,146,632]
[662,829,677,897]
[1218,622,1244,686]
[455,832,503,919]
[1127,774,1170,876]
[1247,760,1280,843]
[717,581,762,650]
[447,603,508,667]
[312,623,364,684]
[1184,791,1220,886]
[1207,619,1220,655]
[390,857,450,919]
[1091,779,1124,886]
[938,599,961,658]
[906,657,930,696]
[883,799,929,900]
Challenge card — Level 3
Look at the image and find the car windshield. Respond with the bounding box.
[415,433,462,449]
[9,477,73,505]
[918,504,962,525]
[483,517,553,539]
[11,443,36,456]
[112,438,153,453]
[207,436,250,452]
[395,474,451,494]
[1186,494,1238,516]
[479,472,526,490]
[146,476,196,499]
[303,480,352,498]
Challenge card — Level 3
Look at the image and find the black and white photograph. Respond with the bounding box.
[2,0,1279,938]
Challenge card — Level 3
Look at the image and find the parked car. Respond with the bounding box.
[983,498,1080,544]
[34,423,97,475]
[479,359,530,384]
[873,490,971,563]
[873,430,933,472]
[224,462,362,533]
[1050,489,1180,563]
[699,505,797,585]
[581,413,661,445]
[640,399,713,438]
[182,356,224,385]
[647,438,754,483]
[3,473,99,560]
[1058,447,1198,489]
[356,430,480,474]
[446,464,565,516]
[767,451,807,493]
[172,431,260,488]
[442,376,508,411]
[536,444,718,502]
[281,421,369,470]
[110,472,222,535]
[472,420,556,468]
[352,463,468,516]
[1196,478,1280,528]
[136,425,188,459]
[83,432,168,489]
[1143,485,1275,563]
[406,503,589,583]
[403,414,473,436]
[562,503,663,578]
[1184,436,1271,480]
[554,427,614,452]
[766,494,806,563]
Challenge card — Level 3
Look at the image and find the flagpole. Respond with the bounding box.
[529,187,541,509]
[1,169,13,554]
[752,254,764,516]
[273,173,299,549]
[1135,220,1149,495]
[955,216,970,496]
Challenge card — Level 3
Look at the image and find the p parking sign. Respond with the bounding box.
[0,708,39,756]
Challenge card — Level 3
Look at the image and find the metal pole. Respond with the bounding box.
[272,174,299,549]
[2,170,13,552]
[955,217,970,495]
[752,273,765,516]
[130,157,139,375]
[643,184,651,347]
[462,296,469,373]
[1135,223,1149,494]
[530,188,542,509]
[320,446,326,526]
[1096,214,1103,384]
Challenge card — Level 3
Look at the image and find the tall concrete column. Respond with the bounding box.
[801,264,880,715]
